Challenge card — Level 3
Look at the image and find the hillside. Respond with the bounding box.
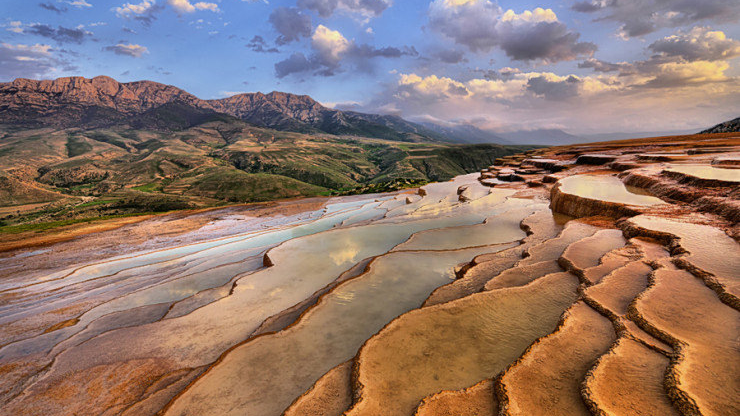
[701,116,740,133]
[0,76,543,231]
[0,76,446,142]
[0,120,535,231]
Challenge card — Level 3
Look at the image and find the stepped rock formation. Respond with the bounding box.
[497,301,615,416]
[414,380,497,416]
[0,132,738,416]
[584,336,679,416]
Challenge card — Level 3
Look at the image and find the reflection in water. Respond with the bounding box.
[163,244,522,416]
[0,173,534,416]
[330,239,361,265]
[664,164,740,182]
[559,174,664,206]
[628,215,740,298]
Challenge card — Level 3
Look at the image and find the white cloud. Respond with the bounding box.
[168,0,195,12]
[359,61,738,134]
[428,0,500,53]
[167,0,219,13]
[466,77,527,99]
[397,73,470,100]
[67,0,93,7]
[297,0,391,18]
[642,60,731,88]
[194,2,219,12]
[428,0,596,62]
[104,43,149,57]
[0,42,59,79]
[275,25,416,78]
[6,21,24,34]
[572,0,740,38]
[500,7,557,23]
[220,91,248,97]
[311,25,350,63]
[2,42,52,56]
[395,71,619,103]
[649,27,740,61]
[114,0,156,18]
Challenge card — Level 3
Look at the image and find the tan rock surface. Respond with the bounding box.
[633,267,740,416]
[283,361,352,416]
[584,337,679,416]
[497,301,616,416]
[414,379,497,416]
[558,228,627,278]
[345,271,580,416]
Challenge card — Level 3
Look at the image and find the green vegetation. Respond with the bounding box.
[65,137,92,157]
[0,122,540,232]
[76,199,115,208]
[132,182,163,193]
[112,194,194,212]
[333,178,428,196]
[0,213,154,234]
[86,131,129,149]
[187,168,326,202]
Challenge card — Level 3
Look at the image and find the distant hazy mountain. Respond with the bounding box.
[579,129,698,142]
[418,124,591,146]
[700,117,740,133]
[418,122,513,145]
[0,76,446,142]
[496,129,584,146]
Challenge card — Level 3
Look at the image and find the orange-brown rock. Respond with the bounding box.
[583,337,679,416]
[497,301,616,416]
[345,271,580,416]
[283,361,352,416]
[414,379,497,416]
[632,267,740,416]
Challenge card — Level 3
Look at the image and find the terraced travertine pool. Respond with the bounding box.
[558,174,665,206]
[664,164,740,182]
[0,173,544,415]
[164,243,522,416]
[3,139,740,416]
[627,215,740,300]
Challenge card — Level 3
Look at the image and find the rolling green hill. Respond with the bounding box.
[0,120,537,230]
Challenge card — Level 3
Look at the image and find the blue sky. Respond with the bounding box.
[1,0,739,133]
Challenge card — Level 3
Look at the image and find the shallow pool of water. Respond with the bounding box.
[664,164,740,182]
[163,244,518,416]
[559,175,664,206]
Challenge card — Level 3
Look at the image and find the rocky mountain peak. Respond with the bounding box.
[1,76,200,114]
[0,75,441,142]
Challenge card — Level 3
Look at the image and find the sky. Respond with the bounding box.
[1,0,739,134]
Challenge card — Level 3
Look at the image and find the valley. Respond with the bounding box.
[0,77,535,248]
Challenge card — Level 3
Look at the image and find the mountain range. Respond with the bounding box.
[0,76,542,230]
[0,75,736,236]
[4,76,724,146]
[0,76,449,143]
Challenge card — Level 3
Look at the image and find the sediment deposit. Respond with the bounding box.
[0,133,738,416]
